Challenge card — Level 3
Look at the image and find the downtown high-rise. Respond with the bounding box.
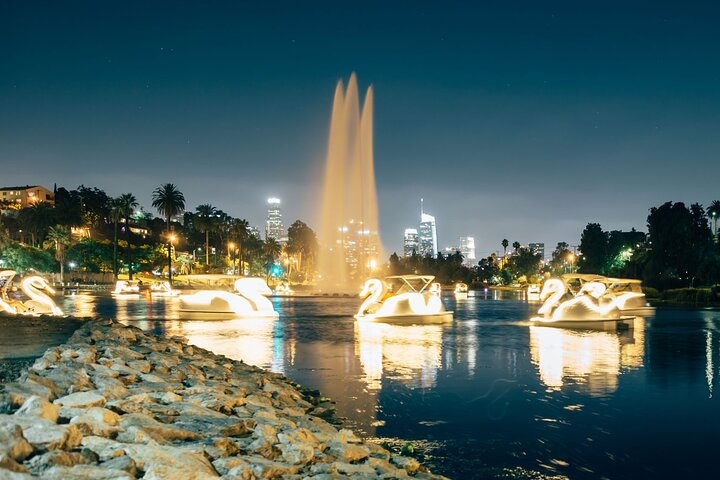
[418,199,438,257]
[266,197,285,241]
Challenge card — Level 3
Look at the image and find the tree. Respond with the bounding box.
[506,247,541,281]
[646,201,713,286]
[707,200,720,238]
[578,223,609,274]
[18,202,55,246]
[501,239,509,256]
[0,243,56,273]
[512,241,520,252]
[118,194,139,279]
[229,218,250,275]
[109,198,123,279]
[286,220,318,281]
[45,225,71,283]
[152,184,186,285]
[549,242,572,275]
[195,204,217,266]
[263,238,282,281]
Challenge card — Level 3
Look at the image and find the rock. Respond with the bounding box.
[14,395,60,422]
[279,442,314,465]
[121,443,217,479]
[127,360,152,374]
[1,415,82,451]
[81,436,129,461]
[0,423,33,461]
[119,413,203,442]
[0,452,30,473]
[194,437,240,460]
[70,407,121,436]
[0,382,52,412]
[0,469,33,479]
[277,428,321,449]
[44,365,92,393]
[331,461,376,476]
[101,455,138,477]
[335,429,362,444]
[327,443,370,463]
[54,391,106,409]
[391,455,421,473]
[39,464,133,479]
[93,376,131,400]
[224,462,254,479]
[24,450,89,474]
[160,391,182,404]
[245,455,299,478]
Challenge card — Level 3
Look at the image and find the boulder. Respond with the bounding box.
[14,395,60,422]
[1,415,82,451]
[279,442,314,465]
[327,443,370,463]
[39,464,133,479]
[0,451,30,473]
[54,391,106,409]
[70,407,121,436]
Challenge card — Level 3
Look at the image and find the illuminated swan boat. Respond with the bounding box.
[527,284,541,295]
[356,275,453,324]
[559,274,654,316]
[274,282,294,296]
[178,277,278,318]
[112,280,141,296]
[0,270,63,316]
[532,278,632,328]
[149,281,179,296]
[454,282,468,299]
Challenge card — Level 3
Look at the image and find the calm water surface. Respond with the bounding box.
[59,291,720,479]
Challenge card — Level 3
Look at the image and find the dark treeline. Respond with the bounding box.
[579,201,720,289]
[0,184,318,283]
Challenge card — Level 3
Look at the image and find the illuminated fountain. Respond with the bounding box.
[0,270,63,316]
[178,277,278,318]
[356,275,453,324]
[317,74,382,292]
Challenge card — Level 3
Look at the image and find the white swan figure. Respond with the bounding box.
[150,281,178,296]
[178,277,278,318]
[112,280,140,295]
[535,279,624,324]
[19,276,64,316]
[356,278,450,324]
[0,270,18,314]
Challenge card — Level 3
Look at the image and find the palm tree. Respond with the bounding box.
[707,200,720,238]
[263,238,282,282]
[152,184,186,286]
[195,204,217,266]
[109,198,123,280]
[45,225,71,283]
[230,218,250,275]
[118,194,139,280]
[512,241,520,252]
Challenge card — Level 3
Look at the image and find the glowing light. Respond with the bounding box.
[112,280,140,295]
[2,274,64,316]
[178,277,278,318]
[356,276,451,323]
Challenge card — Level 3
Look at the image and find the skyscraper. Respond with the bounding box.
[266,198,284,241]
[528,242,545,260]
[459,236,476,266]
[403,228,419,257]
[418,199,438,257]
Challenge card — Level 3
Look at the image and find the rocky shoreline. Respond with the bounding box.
[0,318,448,479]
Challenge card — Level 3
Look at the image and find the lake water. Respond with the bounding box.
[59,291,720,479]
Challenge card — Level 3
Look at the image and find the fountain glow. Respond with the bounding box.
[317,74,382,291]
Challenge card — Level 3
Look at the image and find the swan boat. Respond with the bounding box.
[454,282,468,299]
[531,278,634,329]
[561,274,655,316]
[149,281,179,297]
[112,280,141,296]
[178,277,279,318]
[356,275,453,324]
[0,270,63,316]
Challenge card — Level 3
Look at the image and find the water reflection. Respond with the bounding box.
[355,321,442,390]
[529,320,645,396]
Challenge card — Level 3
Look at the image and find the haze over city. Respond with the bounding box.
[2,0,719,256]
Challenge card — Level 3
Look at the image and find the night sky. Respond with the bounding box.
[1,1,719,257]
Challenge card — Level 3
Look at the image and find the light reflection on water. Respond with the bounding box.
[58,291,720,479]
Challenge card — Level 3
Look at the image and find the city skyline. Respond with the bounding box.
[2,1,719,257]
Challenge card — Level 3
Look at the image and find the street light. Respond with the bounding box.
[228,242,236,276]
[567,253,576,273]
[168,233,177,286]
